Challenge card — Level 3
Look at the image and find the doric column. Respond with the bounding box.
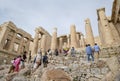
[9,32,16,52]
[41,35,47,53]
[70,24,78,48]
[63,42,67,48]
[67,35,70,48]
[85,18,95,46]
[0,26,8,50]
[26,39,30,53]
[51,28,57,51]
[76,33,80,48]
[97,8,114,46]
[98,20,105,45]
[59,37,63,50]
[80,35,86,48]
[32,29,40,55]
[18,36,24,54]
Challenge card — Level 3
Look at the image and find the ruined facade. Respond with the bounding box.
[31,27,51,55]
[0,21,32,54]
[57,27,85,50]
[111,0,120,36]
[97,7,120,47]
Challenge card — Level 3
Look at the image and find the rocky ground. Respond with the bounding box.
[0,47,120,81]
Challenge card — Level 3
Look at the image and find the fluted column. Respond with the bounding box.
[18,36,24,54]
[76,33,80,48]
[97,8,114,46]
[70,24,78,48]
[59,37,63,50]
[85,18,95,46]
[9,32,16,52]
[51,28,57,51]
[67,35,70,48]
[32,29,40,55]
[80,35,86,48]
[41,35,47,53]
[63,42,67,48]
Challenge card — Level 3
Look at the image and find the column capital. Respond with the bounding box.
[35,28,40,34]
[53,27,57,33]
[97,7,105,20]
[85,18,90,23]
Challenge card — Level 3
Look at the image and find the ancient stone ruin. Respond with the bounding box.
[0,0,120,81]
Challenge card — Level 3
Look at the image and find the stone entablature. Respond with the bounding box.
[32,27,51,55]
[0,21,32,54]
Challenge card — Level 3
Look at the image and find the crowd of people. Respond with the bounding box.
[8,51,28,73]
[8,43,100,73]
[85,43,100,62]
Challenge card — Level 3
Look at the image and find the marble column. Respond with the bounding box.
[76,33,80,48]
[26,39,30,53]
[67,35,70,48]
[32,29,40,55]
[85,18,95,46]
[80,35,86,48]
[70,24,78,48]
[0,26,8,50]
[9,32,16,51]
[51,28,57,51]
[97,8,114,46]
[63,42,67,48]
[59,37,63,50]
[41,35,47,53]
[98,20,105,45]
[18,36,24,54]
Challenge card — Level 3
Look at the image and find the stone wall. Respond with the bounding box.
[0,49,17,64]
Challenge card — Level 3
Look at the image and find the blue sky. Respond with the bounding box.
[0,0,114,37]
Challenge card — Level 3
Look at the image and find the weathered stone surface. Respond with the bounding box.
[106,56,120,74]
[114,71,120,81]
[105,72,114,81]
[88,77,100,81]
[19,68,31,76]
[41,69,72,81]
[12,76,28,81]
[5,72,18,81]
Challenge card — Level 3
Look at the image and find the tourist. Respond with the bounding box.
[23,51,27,62]
[14,55,22,72]
[93,43,100,61]
[43,52,48,67]
[47,49,53,60]
[85,44,94,62]
[8,58,16,73]
[55,49,59,56]
[28,51,31,63]
[63,47,69,56]
[19,58,25,70]
[70,47,76,57]
[33,49,42,71]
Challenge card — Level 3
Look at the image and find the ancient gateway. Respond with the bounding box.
[0,0,120,62]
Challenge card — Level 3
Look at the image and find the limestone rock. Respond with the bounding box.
[12,76,28,81]
[19,68,31,76]
[106,56,120,74]
[41,69,72,81]
[5,72,18,81]
[114,71,120,81]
